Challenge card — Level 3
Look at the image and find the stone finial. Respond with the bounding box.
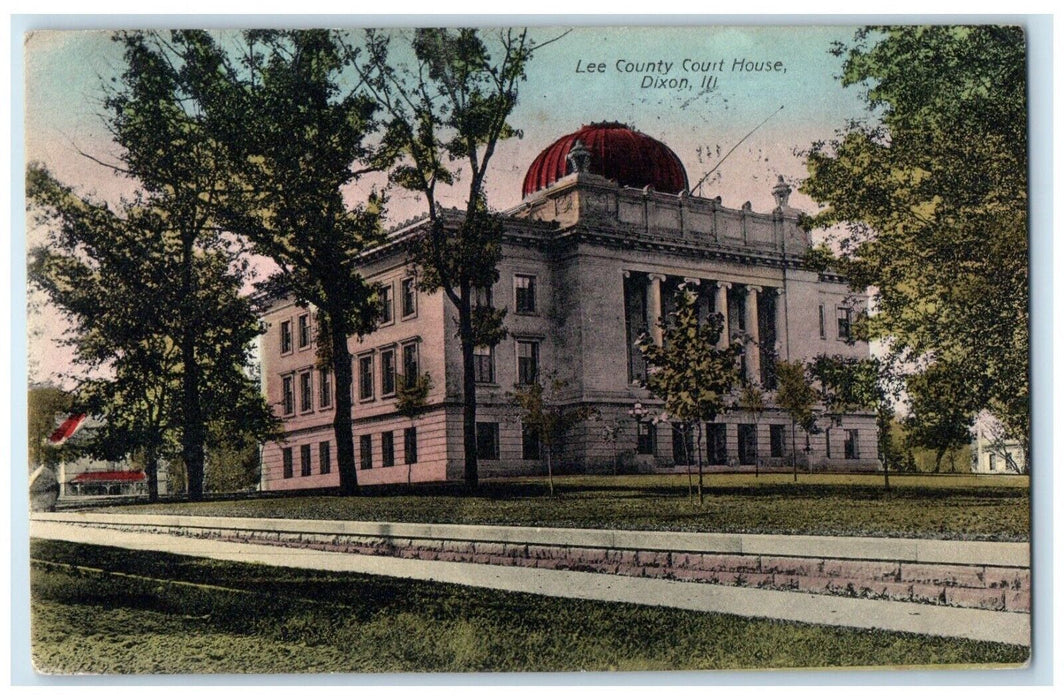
[772,175,792,208]
[566,139,592,174]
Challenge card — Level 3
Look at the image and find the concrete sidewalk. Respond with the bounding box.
[30,520,1030,647]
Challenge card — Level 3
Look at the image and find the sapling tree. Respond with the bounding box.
[637,285,741,504]
[395,371,434,488]
[509,371,596,497]
[774,359,818,482]
[736,381,766,477]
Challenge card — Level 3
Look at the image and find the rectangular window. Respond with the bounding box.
[844,429,859,459]
[382,431,395,467]
[636,422,655,455]
[401,342,419,382]
[738,424,757,466]
[380,283,394,324]
[989,453,998,471]
[837,306,852,341]
[299,371,313,412]
[770,424,786,459]
[358,354,374,401]
[474,345,495,384]
[404,427,418,465]
[476,422,500,460]
[380,347,396,396]
[515,274,536,314]
[282,447,293,479]
[300,443,312,477]
[516,340,539,385]
[359,434,373,470]
[297,313,311,349]
[818,305,826,339]
[707,422,727,464]
[521,423,541,460]
[280,320,293,354]
[319,441,331,474]
[319,369,332,409]
[401,277,417,318]
[282,375,295,416]
[672,424,694,466]
[825,427,832,459]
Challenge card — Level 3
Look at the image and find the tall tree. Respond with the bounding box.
[802,26,1028,458]
[192,30,389,496]
[27,165,272,501]
[72,30,261,500]
[638,286,741,504]
[355,28,556,491]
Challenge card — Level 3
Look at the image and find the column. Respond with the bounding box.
[713,281,731,349]
[774,287,787,360]
[745,285,762,383]
[647,273,665,345]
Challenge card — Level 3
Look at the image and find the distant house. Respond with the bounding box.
[48,413,169,499]
[970,413,1027,474]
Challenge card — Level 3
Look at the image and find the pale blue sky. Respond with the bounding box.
[25,26,868,215]
[24,25,871,383]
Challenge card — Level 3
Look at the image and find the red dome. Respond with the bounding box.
[522,122,689,198]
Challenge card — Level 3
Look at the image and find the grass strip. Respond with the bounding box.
[30,539,1029,674]
[92,474,1030,541]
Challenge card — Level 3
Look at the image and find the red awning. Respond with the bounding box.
[49,414,87,445]
[69,470,145,484]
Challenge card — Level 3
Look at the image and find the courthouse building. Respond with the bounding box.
[259,122,878,490]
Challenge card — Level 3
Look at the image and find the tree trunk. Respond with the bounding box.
[180,234,206,501]
[146,447,159,503]
[546,445,554,497]
[681,424,692,499]
[330,316,359,496]
[696,421,704,505]
[791,419,798,483]
[457,291,479,492]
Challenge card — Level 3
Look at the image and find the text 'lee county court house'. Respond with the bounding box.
[259,122,876,490]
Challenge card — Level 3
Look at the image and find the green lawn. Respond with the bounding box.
[30,540,1028,674]
[94,473,1030,541]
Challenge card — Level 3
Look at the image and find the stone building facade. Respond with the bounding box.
[259,123,878,490]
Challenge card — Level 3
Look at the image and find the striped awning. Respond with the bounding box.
[69,470,145,484]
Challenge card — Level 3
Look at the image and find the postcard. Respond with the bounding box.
[23,23,1032,676]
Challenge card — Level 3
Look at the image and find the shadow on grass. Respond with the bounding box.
[30,539,1030,674]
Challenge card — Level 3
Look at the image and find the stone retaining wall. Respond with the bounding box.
[32,513,1029,614]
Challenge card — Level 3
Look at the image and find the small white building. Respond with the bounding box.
[971,413,1027,474]
[48,414,169,499]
